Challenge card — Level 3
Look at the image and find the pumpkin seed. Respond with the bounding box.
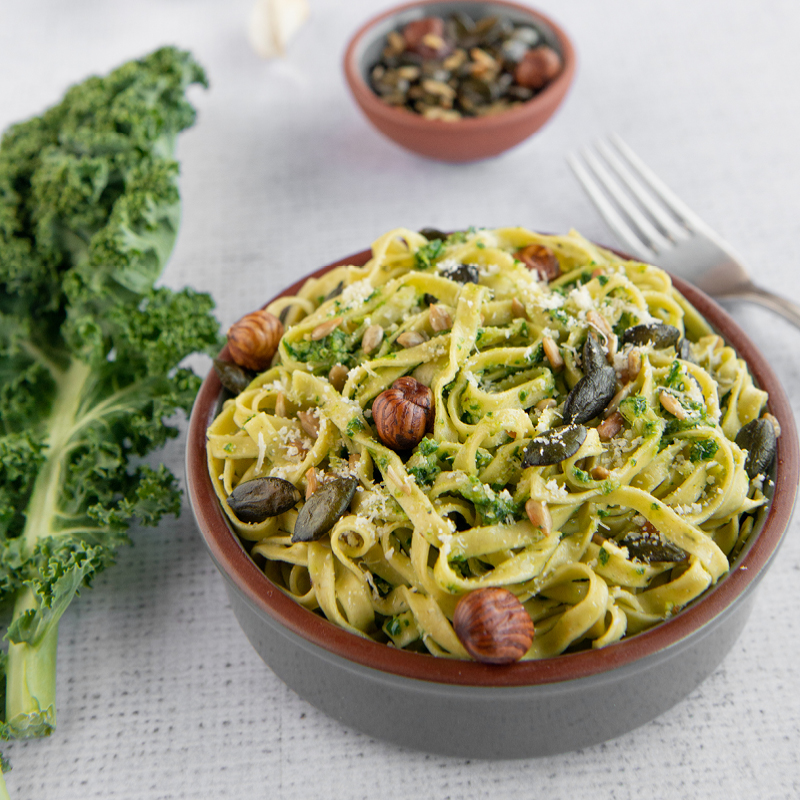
[292,476,358,543]
[214,358,254,396]
[581,332,606,374]
[325,280,344,301]
[440,263,479,284]
[521,424,588,467]
[562,365,618,425]
[227,477,302,524]
[678,337,694,362]
[419,228,447,241]
[618,529,687,564]
[735,418,777,479]
[368,12,562,120]
[621,322,681,349]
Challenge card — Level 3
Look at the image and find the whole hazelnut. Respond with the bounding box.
[402,16,451,59]
[513,46,562,90]
[372,376,434,451]
[514,243,561,282]
[453,587,534,665]
[227,309,284,372]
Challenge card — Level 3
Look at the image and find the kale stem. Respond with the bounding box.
[4,588,58,738]
[22,360,92,552]
[4,360,91,737]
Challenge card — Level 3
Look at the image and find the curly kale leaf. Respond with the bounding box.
[284,328,360,372]
[0,46,221,741]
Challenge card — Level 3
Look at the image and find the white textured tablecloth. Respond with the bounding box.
[2,1,799,797]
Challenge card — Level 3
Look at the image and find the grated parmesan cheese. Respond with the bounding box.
[569,285,594,312]
[340,279,374,308]
[255,431,266,473]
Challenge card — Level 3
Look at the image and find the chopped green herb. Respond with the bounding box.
[414,239,445,269]
[572,467,591,482]
[664,360,684,390]
[346,416,365,437]
[285,328,358,371]
[689,439,719,462]
[625,395,648,417]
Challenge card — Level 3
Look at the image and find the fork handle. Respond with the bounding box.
[719,284,800,330]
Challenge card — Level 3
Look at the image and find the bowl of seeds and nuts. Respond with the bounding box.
[343,0,576,162]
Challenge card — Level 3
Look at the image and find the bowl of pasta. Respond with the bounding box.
[342,1,576,162]
[187,226,798,758]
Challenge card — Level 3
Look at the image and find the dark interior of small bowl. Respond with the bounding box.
[354,1,564,85]
[187,247,799,688]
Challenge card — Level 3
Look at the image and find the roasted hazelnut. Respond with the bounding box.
[514,243,561,282]
[372,377,434,451]
[403,17,451,59]
[453,587,534,664]
[513,46,562,90]
[227,309,284,372]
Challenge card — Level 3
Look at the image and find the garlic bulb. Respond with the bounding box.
[248,0,310,59]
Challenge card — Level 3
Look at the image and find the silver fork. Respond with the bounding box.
[568,134,800,329]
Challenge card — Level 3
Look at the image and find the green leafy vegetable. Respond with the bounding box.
[460,478,520,526]
[689,438,719,463]
[284,328,359,372]
[406,437,442,487]
[0,47,220,744]
[414,238,445,269]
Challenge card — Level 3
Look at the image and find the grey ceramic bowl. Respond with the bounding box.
[186,249,798,758]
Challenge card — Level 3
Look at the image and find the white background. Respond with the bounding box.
[1,1,799,798]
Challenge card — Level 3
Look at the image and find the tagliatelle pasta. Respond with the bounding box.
[206,226,774,660]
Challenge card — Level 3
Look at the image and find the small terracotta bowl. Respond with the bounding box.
[186,249,798,758]
[342,0,576,162]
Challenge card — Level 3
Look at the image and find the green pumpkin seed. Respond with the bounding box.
[292,476,358,543]
[618,529,687,563]
[735,418,777,479]
[677,337,694,362]
[227,477,302,524]
[440,263,479,284]
[214,358,255,396]
[582,332,607,375]
[419,228,447,241]
[325,280,345,300]
[621,322,681,349]
[562,365,617,425]
[522,424,588,467]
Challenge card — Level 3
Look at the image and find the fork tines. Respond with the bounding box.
[568,134,706,263]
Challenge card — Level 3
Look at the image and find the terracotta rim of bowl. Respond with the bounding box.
[187,246,799,687]
[342,0,577,134]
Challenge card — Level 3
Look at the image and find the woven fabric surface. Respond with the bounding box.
[1,1,799,798]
